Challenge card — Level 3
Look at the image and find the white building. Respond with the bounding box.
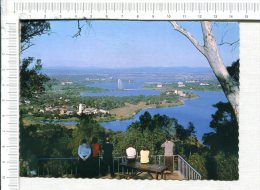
[66,111,74,115]
[177,81,186,87]
[157,84,163,88]
[200,82,210,86]
[77,104,86,115]
[186,80,196,83]
[78,103,109,115]
[99,109,109,114]
[172,90,186,97]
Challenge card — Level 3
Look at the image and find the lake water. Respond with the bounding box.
[88,81,145,90]
[99,91,227,140]
[82,80,161,97]
[82,81,228,140]
[81,89,161,97]
[47,90,227,141]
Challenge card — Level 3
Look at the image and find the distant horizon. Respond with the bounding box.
[43,65,213,69]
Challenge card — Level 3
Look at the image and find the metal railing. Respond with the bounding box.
[177,155,201,180]
[33,155,201,179]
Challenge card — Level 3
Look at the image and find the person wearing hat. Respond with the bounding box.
[78,138,92,177]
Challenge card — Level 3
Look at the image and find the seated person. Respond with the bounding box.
[140,146,150,164]
[126,144,137,163]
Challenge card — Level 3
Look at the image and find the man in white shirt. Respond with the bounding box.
[126,144,137,163]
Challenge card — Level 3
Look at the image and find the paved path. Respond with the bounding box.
[99,170,184,180]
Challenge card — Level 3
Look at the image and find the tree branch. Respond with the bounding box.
[218,40,239,46]
[21,43,34,52]
[170,21,206,56]
[72,20,92,38]
[72,20,84,38]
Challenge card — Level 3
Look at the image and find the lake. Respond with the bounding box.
[99,91,227,140]
[83,80,227,140]
[81,89,161,97]
[81,80,162,97]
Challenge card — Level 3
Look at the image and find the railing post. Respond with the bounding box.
[177,156,180,172]
[172,156,174,172]
[70,159,72,176]
[182,160,184,178]
[117,158,119,173]
[98,157,101,176]
[75,159,78,176]
[186,163,188,179]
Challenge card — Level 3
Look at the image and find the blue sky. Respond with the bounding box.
[22,21,239,68]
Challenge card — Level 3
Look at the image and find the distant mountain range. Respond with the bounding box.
[42,66,213,75]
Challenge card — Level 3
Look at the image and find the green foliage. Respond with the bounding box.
[112,112,177,156]
[21,21,51,52]
[188,153,208,179]
[186,122,196,137]
[20,122,72,170]
[227,59,239,88]
[70,116,106,156]
[203,102,238,154]
[20,57,50,98]
[214,152,238,180]
[20,21,51,100]
[202,101,238,180]
[112,112,201,158]
[147,81,222,91]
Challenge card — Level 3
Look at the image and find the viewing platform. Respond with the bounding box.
[29,155,201,180]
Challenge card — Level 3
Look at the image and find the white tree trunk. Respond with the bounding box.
[171,21,239,120]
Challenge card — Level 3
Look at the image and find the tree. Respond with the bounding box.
[20,57,50,98]
[186,122,196,137]
[70,116,106,156]
[202,60,239,154]
[227,59,239,87]
[203,102,238,154]
[214,151,238,180]
[188,153,208,179]
[21,21,51,52]
[139,111,152,131]
[20,21,51,99]
[171,21,239,120]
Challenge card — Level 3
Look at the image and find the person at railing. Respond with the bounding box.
[102,136,115,177]
[140,146,150,164]
[126,144,137,163]
[78,138,92,178]
[161,136,175,173]
[91,137,100,177]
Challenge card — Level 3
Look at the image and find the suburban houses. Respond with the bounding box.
[77,103,109,115]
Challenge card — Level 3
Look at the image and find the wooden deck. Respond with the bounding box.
[99,170,184,180]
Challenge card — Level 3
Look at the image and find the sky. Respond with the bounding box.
[22,21,239,68]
